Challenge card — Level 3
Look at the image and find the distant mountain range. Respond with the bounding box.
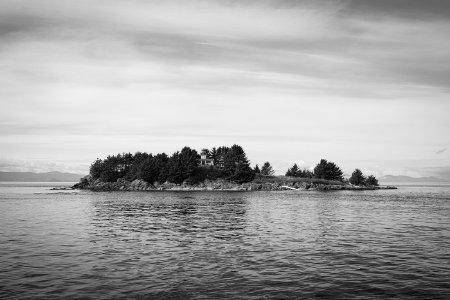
[380,175,448,183]
[0,171,86,182]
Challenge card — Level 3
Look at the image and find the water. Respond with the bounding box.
[1,183,449,299]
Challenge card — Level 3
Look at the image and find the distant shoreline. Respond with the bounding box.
[0,171,85,182]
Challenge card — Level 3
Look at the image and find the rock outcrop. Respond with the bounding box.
[73,176,397,192]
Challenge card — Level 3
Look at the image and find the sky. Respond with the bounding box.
[0,0,449,178]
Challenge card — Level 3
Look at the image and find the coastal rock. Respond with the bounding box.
[73,176,397,192]
[116,178,131,190]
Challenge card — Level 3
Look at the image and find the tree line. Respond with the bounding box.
[349,169,379,186]
[259,159,379,186]
[89,146,379,186]
[89,144,255,184]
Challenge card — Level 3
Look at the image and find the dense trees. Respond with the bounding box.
[89,148,198,184]
[138,153,170,184]
[349,168,379,186]
[285,163,299,177]
[165,147,200,183]
[222,145,255,183]
[349,169,365,185]
[365,175,379,186]
[209,146,229,167]
[88,153,135,182]
[89,158,104,180]
[89,144,254,184]
[260,162,275,176]
[89,148,379,186]
[313,159,344,181]
[285,163,313,178]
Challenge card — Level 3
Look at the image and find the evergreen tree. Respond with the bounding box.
[180,147,200,177]
[223,144,254,183]
[145,153,169,183]
[349,169,365,185]
[365,175,379,186]
[124,152,150,181]
[254,164,261,174]
[137,155,159,183]
[214,146,230,168]
[165,147,200,184]
[210,147,217,162]
[98,155,122,182]
[180,147,200,182]
[302,169,314,178]
[232,161,255,183]
[286,163,300,177]
[261,162,275,176]
[313,159,343,181]
[89,158,104,179]
[166,152,184,184]
[158,164,169,183]
[119,152,134,177]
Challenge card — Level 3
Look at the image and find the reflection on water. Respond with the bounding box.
[1,187,450,299]
[90,193,247,240]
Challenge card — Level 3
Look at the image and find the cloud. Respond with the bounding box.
[1,0,449,97]
[436,148,447,155]
[343,0,450,20]
[2,0,450,91]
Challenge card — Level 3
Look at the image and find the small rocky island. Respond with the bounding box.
[73,144,396,192]
[74,176,396,191]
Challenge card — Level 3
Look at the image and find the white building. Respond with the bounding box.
[200,149,214,167]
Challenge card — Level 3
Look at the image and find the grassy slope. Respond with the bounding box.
[252,175,346,186]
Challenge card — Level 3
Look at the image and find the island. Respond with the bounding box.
[73,145,397,191]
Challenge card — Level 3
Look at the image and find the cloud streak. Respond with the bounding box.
[436,148,447,155]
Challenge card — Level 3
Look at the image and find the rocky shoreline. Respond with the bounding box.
[71,176,397,192]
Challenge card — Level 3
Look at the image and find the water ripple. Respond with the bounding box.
[1,187,450,299]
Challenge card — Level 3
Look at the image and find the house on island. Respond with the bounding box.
[200,149,214,167]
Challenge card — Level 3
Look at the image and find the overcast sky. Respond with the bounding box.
[0,0,449,178]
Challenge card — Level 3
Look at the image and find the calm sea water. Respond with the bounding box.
[1,182,449,299]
